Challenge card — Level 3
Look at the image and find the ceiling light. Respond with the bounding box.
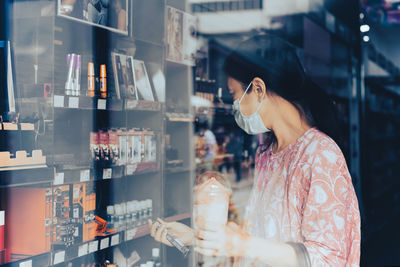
[360,24,370,32]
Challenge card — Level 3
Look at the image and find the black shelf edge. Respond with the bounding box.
[125,99,162,111]
[51,213,190,264]
[165,166,192,173]
[0,167,54,188]
[53,95,124,111]
[2,252,51,267]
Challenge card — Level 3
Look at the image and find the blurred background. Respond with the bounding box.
[0,0,399,266]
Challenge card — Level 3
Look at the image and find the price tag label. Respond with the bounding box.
[80,169,90,182]
[126,99,138,109]
[78,243,88,257]
[53,250,65,264]
[88,240,98,253]
[54,95,64,108]
[68,96,79,108]
[98,99,106,110]
[125,228,137,241]
[19,260,32,267]
[103,168,112,179]
[126,164,137,175]
[111,234,120,246]
[54,172,64,185]
[100,237,109,250]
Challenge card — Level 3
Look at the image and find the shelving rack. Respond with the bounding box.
[359,42,400,266]
[0,0,195,266]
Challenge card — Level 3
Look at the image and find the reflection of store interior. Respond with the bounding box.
[0,0,400,266]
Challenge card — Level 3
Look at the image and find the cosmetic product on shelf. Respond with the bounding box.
[88,62,95,97]
[0,210,4,265]
[65,53,76,96]
[100,64,107,99]
[4,187,52,262]
[152,248,161,267]
[74,55,82,96]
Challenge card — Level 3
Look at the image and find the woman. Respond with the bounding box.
[149,35,361,266]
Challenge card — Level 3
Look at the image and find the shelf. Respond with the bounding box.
[0,167,54,188]
[165,166,192,174]
[51,96,163,112]
[125,99,162,111]
[164,213,191,222]
[166,112,194,122]
[53,95,123,111]
[2,252,51,267]
[49,213,190,265]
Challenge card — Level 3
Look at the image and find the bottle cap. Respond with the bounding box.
[107,205,114,215]
[88,62,94,76]
[100,64,107,77]
[152,248,160,258]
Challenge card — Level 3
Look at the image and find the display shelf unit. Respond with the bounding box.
[1,0,195,266]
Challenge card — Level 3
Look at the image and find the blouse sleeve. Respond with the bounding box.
[298,141,361,267]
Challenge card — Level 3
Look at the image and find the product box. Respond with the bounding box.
[72,183,96,243]
[117,129,128,165]
[99,131,111,166]
[108,130,120,166]
[51,185,74,248]
[90,131,100,162]
[0,210,4,264]
[128,129,143,164]
[5,188,51,262]
[143,131,156,163]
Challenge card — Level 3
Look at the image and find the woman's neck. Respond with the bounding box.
[270,107,311,153]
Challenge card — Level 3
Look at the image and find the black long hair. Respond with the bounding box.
[223,34,340,144]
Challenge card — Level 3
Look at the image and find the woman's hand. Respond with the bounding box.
[148,218,195,247]
[194,222,251,258]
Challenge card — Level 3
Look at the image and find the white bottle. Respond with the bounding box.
[114,204,122,231]
[132,201,138,227]
[121,202,127,231]
[106,205,115,229]
[152,248,161,267]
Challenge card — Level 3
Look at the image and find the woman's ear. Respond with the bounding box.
[252,77,267,101]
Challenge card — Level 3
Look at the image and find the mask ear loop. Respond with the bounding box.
[238,81,253,103]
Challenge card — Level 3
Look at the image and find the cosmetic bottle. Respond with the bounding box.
[88,62,95,97]
[100,64,107,99]
[65,53,76,95]
[74,55,81,96]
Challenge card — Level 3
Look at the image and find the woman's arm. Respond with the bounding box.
[195,222,300,267]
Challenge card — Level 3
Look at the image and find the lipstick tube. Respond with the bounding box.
[65,53,75,96]
[74,55,81,96]
[88,62,95,97]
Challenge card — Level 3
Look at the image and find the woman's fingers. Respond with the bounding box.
[194,247,219,257]
[150,220,160,237]
[195,239,219,250]
[155,223,167,242]
[196,229,219,241]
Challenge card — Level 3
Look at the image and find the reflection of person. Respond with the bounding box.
[198,123,217,171]
[109,0,127,31]
[167,7,183,62]
[225,134,243,183]
[148,35,360,266]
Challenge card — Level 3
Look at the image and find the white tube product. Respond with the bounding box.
[65,53,75,95]
[74,54,81,96]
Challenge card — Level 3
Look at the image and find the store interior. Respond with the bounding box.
[0,0,400,266]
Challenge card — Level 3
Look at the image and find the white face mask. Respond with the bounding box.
[232,82,270,135]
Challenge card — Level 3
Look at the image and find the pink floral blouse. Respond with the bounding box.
[235,127,361,267]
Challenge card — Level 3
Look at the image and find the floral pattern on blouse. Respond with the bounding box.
[235,127,361,267]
